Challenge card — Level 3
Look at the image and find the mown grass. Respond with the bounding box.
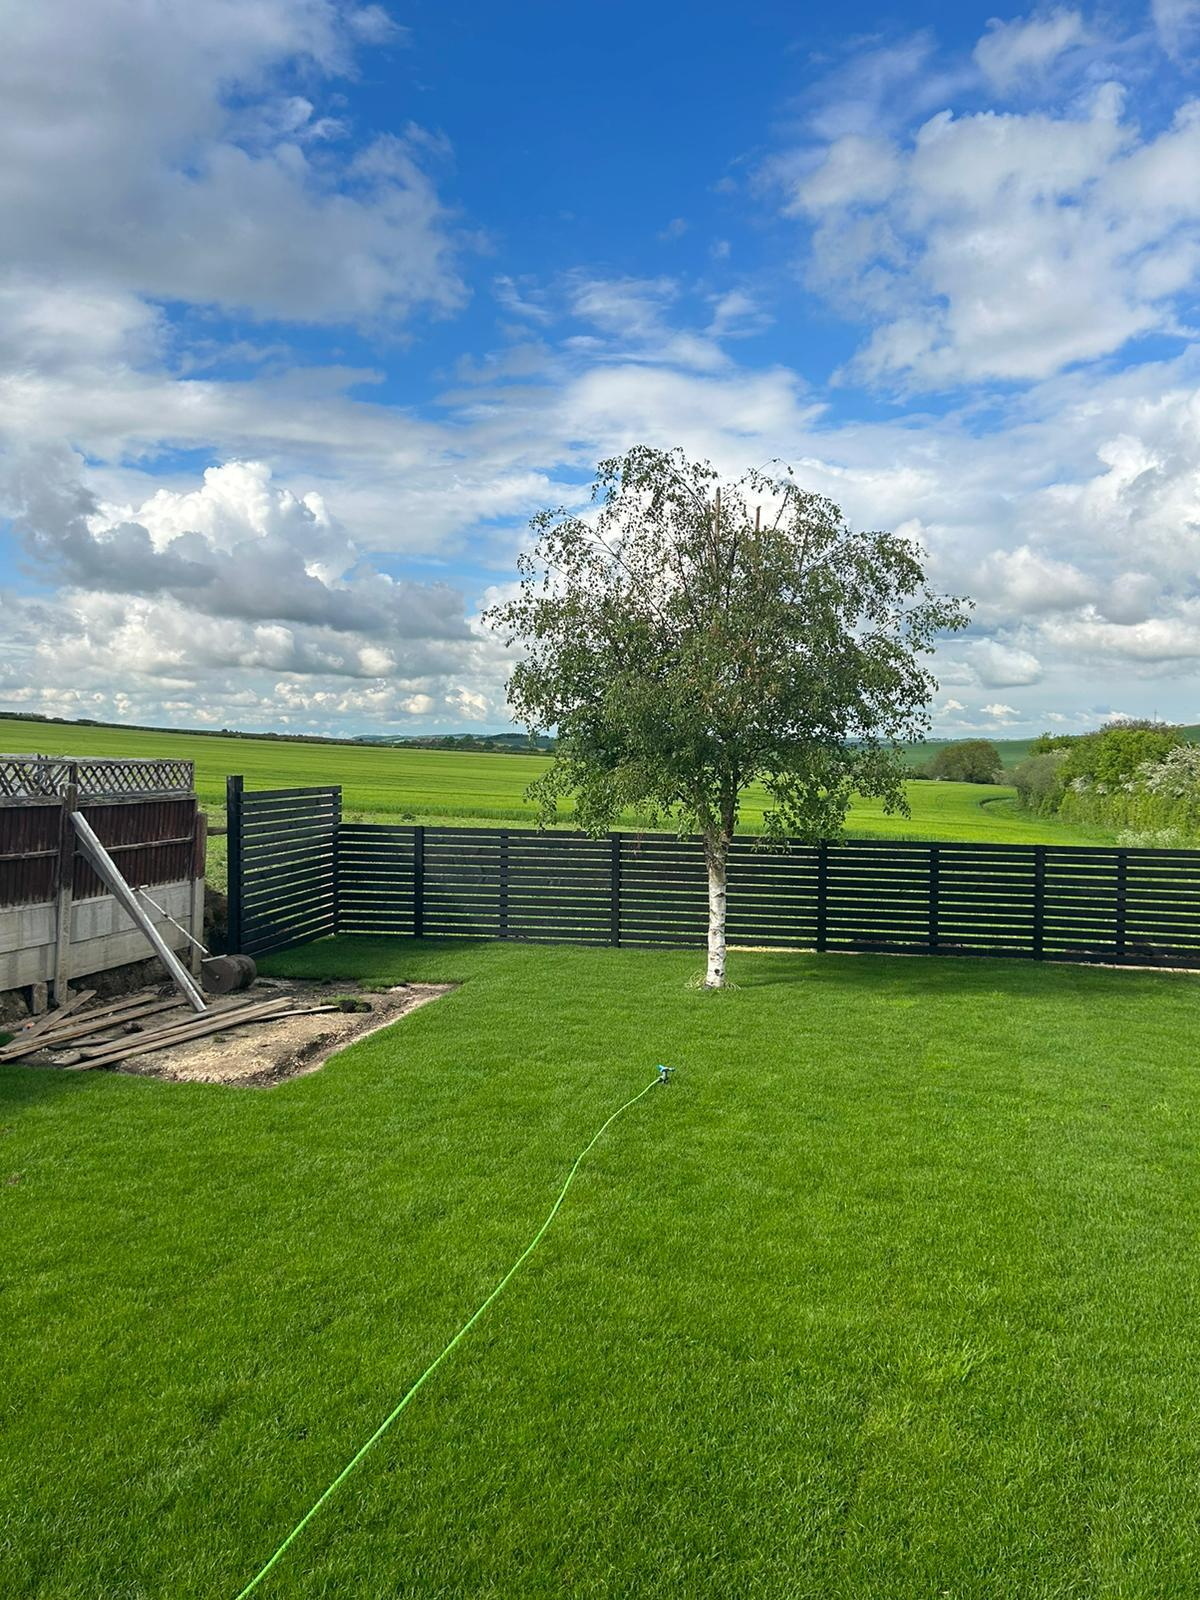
[0,717,1113,871]
[4,938,1200,1597]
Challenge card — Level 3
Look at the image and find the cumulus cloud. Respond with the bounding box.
[0,449,511,736]
[1041,607,1200,663]
[778,56,1200,387]
[970,640,1044,687]
[974,546,1096,618]
[0,0,464,327]
[2,451,473,641]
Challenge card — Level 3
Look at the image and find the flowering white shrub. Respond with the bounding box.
[1137,743,1200,799]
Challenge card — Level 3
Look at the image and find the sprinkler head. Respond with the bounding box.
[657,1064,675,1084]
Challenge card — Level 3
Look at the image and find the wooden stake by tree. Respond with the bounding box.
[485,446,970,988]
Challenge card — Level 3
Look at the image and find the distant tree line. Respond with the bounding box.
[391,733,555,754]
[1012,720,1200,843]
[0,709,553,754]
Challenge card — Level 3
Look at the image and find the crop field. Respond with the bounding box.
[0,717,1112,850]
[5,938,1200,1597]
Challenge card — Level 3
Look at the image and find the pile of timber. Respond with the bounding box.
[0,986,340,1071]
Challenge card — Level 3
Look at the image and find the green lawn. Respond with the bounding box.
[0,716,1112,857]
[5,939,1200,1597]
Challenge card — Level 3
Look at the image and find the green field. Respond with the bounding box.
[0,716,1113,850]
[5,938,1200,1597]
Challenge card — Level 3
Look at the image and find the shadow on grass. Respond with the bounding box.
[728,945,1200,999]
[0,1060,103,1116]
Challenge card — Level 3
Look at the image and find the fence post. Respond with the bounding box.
[1033,845,1045,960]
[498,831,509,938]
[1115,850,1127,960]
[52,779,79,1002]
[331,787,342,936]
[189,810,208,977]
[816,841,828,953]
[226,774,244,954]
[928,844,940,954]
[610,832,622,945]
[412,824,425,939]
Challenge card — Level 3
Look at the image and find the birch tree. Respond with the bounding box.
[485,446,969,988]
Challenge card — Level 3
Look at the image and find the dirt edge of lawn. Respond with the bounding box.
[115,979,455,1089]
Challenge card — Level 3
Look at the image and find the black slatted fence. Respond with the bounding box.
[225,778,1200,968]
[226,777,340,957]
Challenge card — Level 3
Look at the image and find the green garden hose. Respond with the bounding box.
[232,1067,673,1598]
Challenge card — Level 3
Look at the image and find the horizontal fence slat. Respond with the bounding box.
[242,786,339,806]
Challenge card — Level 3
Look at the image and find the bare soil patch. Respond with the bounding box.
[117,979,454,1087]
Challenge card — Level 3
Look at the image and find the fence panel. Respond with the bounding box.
[228,777,339,956]
[225,780,1200,968]
[337,823,417,936]
[505,830,612,943]
[1117,849,1200,966]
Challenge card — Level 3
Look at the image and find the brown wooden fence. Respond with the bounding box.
[226,779,1200,968]
[1,759,204,997]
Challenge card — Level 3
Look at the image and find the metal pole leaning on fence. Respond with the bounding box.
[70,812,207,1012]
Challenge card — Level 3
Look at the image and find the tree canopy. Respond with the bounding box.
[922,739,1002,784]
[486,446,969,985]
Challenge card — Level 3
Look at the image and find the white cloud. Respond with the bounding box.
[974,546,1096,617]
[1041,609,1200,662]
[780,70,1200,388]
[973,9,1087,92]
[2,451,476,641]
[0,0,464,328]
[971,640,1044,686]
[565,275,730,371]
[981,701,1019,718]
[0,449,512,736]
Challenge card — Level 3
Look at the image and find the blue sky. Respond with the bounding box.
[3,0,1200,738]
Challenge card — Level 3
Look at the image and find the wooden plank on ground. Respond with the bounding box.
[65,988,175,1024]
[12,988,97,1041]
[67,998,302,1069]
[0,997,192,1060]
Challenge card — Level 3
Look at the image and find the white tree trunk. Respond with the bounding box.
[704,834,728,988]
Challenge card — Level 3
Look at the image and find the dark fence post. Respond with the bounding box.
[1115,850,1127,960]
[1033,845,1045,960]
[412,824,425,939]
[226,774,244,954]
[817,841,828,952]
[498,831,509,938]
[610,832,622,946]
[331,787,342,935]
[929,844,940,954]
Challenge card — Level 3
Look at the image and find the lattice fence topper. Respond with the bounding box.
[0,754,195,801]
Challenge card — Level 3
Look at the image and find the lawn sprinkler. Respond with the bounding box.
[657,1064,675,1084]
